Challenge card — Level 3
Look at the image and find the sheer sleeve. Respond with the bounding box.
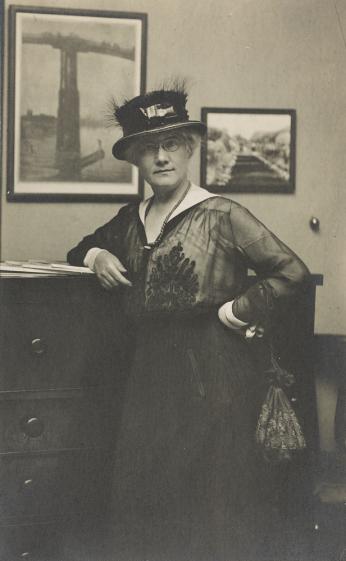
[67,204,132,267]
[229,201,310,324]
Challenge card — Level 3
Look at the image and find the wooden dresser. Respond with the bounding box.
[0,272,323,561]
[0,274,127,561]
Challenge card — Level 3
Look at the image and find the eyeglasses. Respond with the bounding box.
[137,135,184,155]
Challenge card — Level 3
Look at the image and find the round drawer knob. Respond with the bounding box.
[309,216,320,232]
[23,478,34,489]
[20,416,44,438]
[20,553,31,559]
[31,338,46,355]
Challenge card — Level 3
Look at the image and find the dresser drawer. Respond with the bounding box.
[0,392,111,453]
[0,301,122,391]
[0,523,61,561]
[0,520,111,561]
[0,451,108,523]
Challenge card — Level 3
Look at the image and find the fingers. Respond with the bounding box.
[245,325,265,339]
[112,255,128,273]
[105,264,132,287]
[94,252,132,288]
[245,326,256,339]
[97,269,132,289]
[99,276,117,290]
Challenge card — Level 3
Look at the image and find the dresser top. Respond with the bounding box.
[0,261,94,278]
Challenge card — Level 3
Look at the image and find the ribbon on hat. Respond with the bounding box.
[139,103,177,121]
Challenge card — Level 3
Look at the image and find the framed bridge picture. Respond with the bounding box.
[6,6,147,201]
[201,108,296,194]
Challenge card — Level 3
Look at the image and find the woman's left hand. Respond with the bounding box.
[218,301,264,339]
[244,324,265,339]
[225,323,265,339]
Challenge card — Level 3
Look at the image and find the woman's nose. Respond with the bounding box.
[156,145,169,162]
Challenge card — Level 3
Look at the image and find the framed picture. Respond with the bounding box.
[6,5,147,202]
[201,108,296,194]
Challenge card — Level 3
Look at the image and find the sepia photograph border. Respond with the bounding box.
[201,107,296,194]
[6,5,147,202]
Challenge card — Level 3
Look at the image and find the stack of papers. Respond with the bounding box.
[0,260,94,276]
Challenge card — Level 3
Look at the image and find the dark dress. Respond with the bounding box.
[67,190,310,561]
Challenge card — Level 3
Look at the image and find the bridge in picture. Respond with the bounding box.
[22,33,134,179]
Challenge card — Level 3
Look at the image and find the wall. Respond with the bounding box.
[1,0,346,334]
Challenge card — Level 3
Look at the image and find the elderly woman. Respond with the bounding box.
[67,87,310,561]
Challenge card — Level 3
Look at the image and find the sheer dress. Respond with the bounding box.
[67,190,310,561]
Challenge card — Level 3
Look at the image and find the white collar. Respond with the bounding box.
[138,183,219,225]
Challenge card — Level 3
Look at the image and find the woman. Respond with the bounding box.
[67,86,310,561]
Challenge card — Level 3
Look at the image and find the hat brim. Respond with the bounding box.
[112,121,207,160]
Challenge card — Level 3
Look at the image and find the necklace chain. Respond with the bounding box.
[144,182,191,250]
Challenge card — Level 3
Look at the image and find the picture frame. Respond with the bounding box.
[201,108,296,194]
[6,5,147,202]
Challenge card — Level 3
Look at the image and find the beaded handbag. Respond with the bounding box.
[255,352,306,463]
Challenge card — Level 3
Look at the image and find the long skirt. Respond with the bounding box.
[108,311,271,561]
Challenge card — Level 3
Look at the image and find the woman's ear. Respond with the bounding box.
[186,138,197,158]
[186,145,194,158]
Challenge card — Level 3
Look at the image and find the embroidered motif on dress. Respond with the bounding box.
[146,242,199,310]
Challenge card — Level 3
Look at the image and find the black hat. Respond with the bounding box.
[111,88,206,160]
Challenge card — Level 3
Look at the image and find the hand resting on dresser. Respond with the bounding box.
[94,250,132,290]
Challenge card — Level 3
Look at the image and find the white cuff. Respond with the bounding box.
[83,247,106,271]
[218,300,248,330]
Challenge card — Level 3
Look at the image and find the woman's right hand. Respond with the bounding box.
[94,250,132,290]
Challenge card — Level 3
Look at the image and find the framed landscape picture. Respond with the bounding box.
[201,108,296,194]
[6,5,147,201]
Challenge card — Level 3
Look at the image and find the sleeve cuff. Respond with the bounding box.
[83,247,106,271]
[218,300,249,330]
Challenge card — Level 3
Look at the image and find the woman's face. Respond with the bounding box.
[134,132,192,191]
